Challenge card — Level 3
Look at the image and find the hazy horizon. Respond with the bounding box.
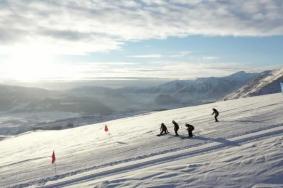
[0,69,264,90]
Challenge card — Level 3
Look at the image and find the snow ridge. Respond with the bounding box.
[225,68,283,99]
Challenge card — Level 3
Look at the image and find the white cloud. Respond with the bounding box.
[128,54,163,58]
[168,51,192,58]
[0,56,276,81]
[128,51,192,59]
[0,0,283,54]
[202,56,219,60]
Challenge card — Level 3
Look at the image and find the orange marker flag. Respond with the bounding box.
[104,125,109,132]
[51,150,56,164]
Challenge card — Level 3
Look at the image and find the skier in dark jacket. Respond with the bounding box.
[212,108,219,122]
[185,123,194,138]
[172,120,180,136]
[160,123,169,135]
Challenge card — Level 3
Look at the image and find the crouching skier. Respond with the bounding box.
[185,123,195,138]
[159,123,169,136]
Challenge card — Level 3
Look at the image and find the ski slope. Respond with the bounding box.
[0,94,283,187]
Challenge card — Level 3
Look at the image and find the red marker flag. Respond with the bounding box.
[104,125,109,132]
[51,151,56,164]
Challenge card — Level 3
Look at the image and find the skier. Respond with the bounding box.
[159,123,169,135]
[185,123,194,138]
[172,120,180,136]
[212,108,219,122]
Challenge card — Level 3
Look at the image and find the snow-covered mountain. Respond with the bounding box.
[150,71,259,106]
[1,93,282,187]
[224,68,283,100]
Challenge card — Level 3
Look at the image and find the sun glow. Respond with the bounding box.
[0,46,66,82]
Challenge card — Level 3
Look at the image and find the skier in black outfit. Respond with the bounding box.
[172,120,180,136]
[159,123,169,135]
[212,108,219,122]
[185,123,194,138]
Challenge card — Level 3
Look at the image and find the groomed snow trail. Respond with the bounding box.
[0,94,283,187]
[43,126,283,188]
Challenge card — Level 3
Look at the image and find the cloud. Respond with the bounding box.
[0,0,283,54]
[128,54,163,58]
[168,51,192,58]
[43,61,269,80]
[128,51,192,59]
[202,56,219,60]
[0,56,276,81]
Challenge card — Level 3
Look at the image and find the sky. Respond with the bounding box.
[0,0,283,82]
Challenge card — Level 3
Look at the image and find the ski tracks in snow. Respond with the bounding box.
[17,124,283,188]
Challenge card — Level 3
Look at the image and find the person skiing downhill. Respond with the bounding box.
[185,123,194,138]
[159,123,169,135]
[212,108,219,122]
[172,120,180,136]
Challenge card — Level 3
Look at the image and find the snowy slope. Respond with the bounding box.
[225,68,283,100]
[0,94,283,187]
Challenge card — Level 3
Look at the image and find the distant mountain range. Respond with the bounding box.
[2,69,283,135]
[1,69,282,117]
[224,68,283,100]
[68,71,260,113]
[146,71,259,106]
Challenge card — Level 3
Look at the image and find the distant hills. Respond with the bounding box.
[0,84,113,115]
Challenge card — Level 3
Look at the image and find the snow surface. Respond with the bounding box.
[0,93,283,187]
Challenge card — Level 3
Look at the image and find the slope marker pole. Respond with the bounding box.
[54,163,57,175]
